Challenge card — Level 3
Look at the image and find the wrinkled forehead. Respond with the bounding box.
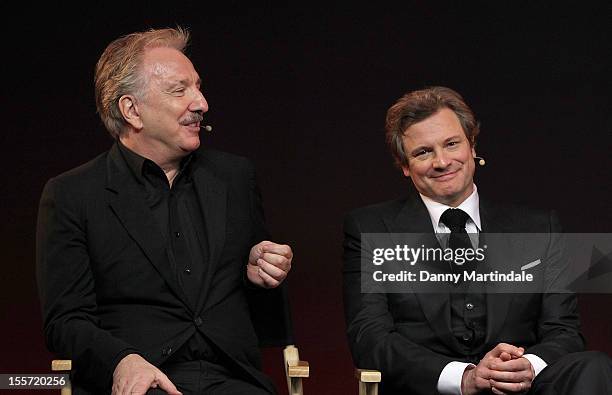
[142,46,199,83]
[402,108,466,142]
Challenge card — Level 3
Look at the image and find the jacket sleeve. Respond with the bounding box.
[242,158,272,291]
[36,177,139,391]
[526,210,585,363]
[342,212,454,394]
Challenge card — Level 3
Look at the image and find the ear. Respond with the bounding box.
[118,95,143,130]
[471,146,477,158]
[401,165,411,178]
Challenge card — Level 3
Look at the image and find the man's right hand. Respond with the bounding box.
[461,343,524,395]
[112,354,181,395]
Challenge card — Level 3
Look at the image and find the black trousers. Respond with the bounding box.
[147,360,272,395]
[529,351,612,394]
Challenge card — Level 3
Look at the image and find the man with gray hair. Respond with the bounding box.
[37,27,292,394]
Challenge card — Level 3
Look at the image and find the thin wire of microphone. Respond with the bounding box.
[200,125,213,132]
[474,156,486,166]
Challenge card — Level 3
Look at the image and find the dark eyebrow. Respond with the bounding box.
[445,134,463,142]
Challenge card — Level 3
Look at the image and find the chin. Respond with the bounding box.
[433,185,460,198]
[444,188,472,205]
[181,138,201,152]
[430,188,462,204]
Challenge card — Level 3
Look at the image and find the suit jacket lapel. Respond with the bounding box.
[385,195,457,351]
[105,144,191,309]
[191,154,227,313]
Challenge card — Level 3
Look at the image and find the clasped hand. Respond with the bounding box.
[462,343,535,395]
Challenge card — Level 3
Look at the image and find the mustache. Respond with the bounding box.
[179,113,204,125]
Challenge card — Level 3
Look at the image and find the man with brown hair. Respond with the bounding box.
[343,86,611,394]
[37,27,292,394]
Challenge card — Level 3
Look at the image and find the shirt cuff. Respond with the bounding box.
[523,354,547,377]
[437,361,475,395]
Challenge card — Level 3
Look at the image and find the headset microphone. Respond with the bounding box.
[474,156,486,166]
[200,125,213,132]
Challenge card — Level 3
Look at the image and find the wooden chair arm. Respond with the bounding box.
[283,345,309,395]
[355,368,381,395]
[51,360,72,395]
[51,360,72,372]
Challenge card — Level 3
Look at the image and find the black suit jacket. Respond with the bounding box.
[342,192,584,394]
[36,143,275,393]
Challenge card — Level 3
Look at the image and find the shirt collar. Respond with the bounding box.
[117,139,196,185]
[117,139,147,184]
[419,184,481,231]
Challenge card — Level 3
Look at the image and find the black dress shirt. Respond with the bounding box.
[117,141,218,363]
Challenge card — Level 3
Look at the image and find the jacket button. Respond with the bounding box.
[194,317,203,326]
[462,333,473,342]
[465,303,474,310]
[162,347,172,356]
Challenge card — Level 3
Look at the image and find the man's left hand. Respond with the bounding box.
[489,354,535,394]
[247,241,292,288]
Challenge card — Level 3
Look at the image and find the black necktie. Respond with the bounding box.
[440,208,472,270]
[441,209,487,347]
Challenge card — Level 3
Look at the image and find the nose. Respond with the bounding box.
[432,150,450,170]
[189,89,209,113]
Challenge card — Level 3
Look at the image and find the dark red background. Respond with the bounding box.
[2,3,611,394]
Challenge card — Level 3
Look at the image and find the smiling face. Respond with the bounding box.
[401,108,476,206]
[122,46,208,164]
